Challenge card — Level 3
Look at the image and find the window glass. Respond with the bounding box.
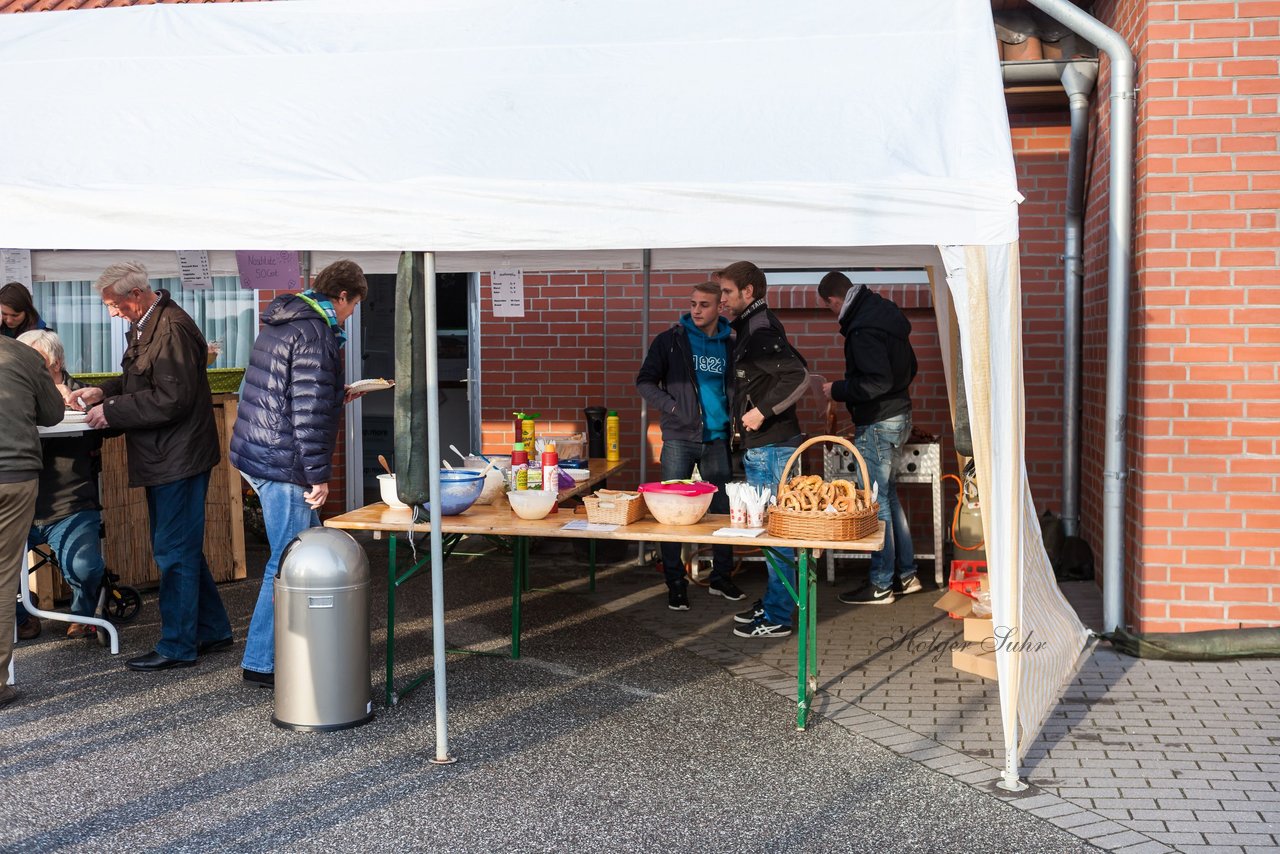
[32,276,255,374]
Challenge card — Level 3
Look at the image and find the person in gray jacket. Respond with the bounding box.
[0,334,65,708]
[636,282,744,611]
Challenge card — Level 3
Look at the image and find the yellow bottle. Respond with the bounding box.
[606,410,620,462]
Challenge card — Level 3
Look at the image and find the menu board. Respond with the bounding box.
[1,249,32,288]
[177,250,213,289]
[490,268,525,317]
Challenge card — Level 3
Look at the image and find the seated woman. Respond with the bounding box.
[17,329,106,641]
[1,281,47,339]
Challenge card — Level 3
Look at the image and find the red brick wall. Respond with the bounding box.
[1087,0,1280,631]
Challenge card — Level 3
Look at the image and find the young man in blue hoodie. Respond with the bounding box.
[636,282,745,611]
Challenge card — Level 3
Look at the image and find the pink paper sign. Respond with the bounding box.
[235,251,301,290]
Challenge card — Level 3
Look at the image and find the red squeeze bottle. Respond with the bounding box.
[541,444,559,514]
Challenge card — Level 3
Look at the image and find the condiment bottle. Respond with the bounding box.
[513,411,538,450]
[606,410,621,462]
[510,442,528,491]
[541,443,559,514]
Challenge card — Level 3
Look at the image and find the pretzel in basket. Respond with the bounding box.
[779,475,867,513]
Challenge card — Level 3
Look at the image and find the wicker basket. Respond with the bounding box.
[583,490,646,525]
[766,435,880,541]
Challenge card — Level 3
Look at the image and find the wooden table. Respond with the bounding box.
[325,468,883,729]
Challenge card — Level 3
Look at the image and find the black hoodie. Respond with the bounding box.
[830,288,917,425]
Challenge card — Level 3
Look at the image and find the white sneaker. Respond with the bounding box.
[898,575,923,595]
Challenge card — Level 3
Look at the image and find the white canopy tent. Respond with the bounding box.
[0,0,1087,786]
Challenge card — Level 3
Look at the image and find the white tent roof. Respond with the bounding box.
[1,0,1018,261]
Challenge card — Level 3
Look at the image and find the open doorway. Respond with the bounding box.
[355,272,476,506]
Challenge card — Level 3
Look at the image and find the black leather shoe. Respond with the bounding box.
[126,651,197,671]
[242,668,274,688]
[197,636,234,655]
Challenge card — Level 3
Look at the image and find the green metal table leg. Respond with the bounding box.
[511,536,525,659]
[797,548,809,730]
[589,539,597,592]
[387,534,398,708]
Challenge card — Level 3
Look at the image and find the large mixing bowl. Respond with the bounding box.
[460,467,506,505]
[637,481,717,526]
[506,489,558,520]
[423,470,485,516]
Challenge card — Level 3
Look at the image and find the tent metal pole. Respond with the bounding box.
[422,250,455,765]
[637,248,652,564]
[1027,0,1135,636]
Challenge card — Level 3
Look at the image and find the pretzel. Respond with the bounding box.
[781,492,804,511]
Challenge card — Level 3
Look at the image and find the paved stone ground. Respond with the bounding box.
[1,535,1098,854]
[5,534,1277,853]
[571,545,1280,854]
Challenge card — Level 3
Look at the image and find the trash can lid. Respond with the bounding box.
[277,527,370,586]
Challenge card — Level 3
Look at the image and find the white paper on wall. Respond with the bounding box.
[490,268,525,317]
[1,249,33,288]
[176,250,213,289]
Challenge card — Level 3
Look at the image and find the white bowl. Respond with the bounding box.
[461,467,506,505]
[506,489,558,520]
[378,473,408,509]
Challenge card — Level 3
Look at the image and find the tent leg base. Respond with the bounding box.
[997,774,1029,793]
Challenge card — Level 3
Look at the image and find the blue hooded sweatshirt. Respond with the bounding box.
[680,313,732,441]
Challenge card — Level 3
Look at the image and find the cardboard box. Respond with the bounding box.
[933,590,975,618]
[952,647,998,681]
[963,615,995,644]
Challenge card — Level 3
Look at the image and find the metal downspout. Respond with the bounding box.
[1025,0,1136,633]
[1061,61,1099,538]
[999,59,1099,538]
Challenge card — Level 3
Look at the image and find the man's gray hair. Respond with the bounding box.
[95,261,152,297]
[18,328,65,369]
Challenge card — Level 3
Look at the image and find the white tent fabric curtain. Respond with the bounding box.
[941,245,1090,783]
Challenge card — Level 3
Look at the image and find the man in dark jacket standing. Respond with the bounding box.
[229,260,366,687]
[636,281,744,611]
[70,262,232,671]
[0,333,64,707]
[819,271,920,605]
[718,261,809,639]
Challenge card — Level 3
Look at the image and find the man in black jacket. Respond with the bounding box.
[718,261,809,639]
[636,281,744,611]
[819,271,920,605]
[70,262,233,671]
[229,260,366,687]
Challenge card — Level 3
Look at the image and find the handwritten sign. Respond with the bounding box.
[176,250,213,289]
[490,268,525,317]
[235,251,301,290]
[1,249,32,288]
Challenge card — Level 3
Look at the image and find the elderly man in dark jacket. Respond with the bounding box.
[70,261,232,672]
[229,260,367,687]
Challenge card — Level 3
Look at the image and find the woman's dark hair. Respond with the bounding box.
[0,281,41,335]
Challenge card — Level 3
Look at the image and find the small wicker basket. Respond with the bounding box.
[766,435,880,541]
[583,489,646,525]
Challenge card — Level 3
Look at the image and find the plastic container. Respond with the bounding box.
[541,444,559,494]
[461,467,506,505]
[606,411,620,462]
[507,489,558,520]
[637,481,717,526]
[378,473,408,509]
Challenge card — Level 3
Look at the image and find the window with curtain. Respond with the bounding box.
[32,276,256,374]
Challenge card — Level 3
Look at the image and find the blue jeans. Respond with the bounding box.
[242,476,319,674]
[744,444,798,625]
[658,438,734,590]
[28,510,105,618]
[853,413,917,590]
[146,470,232,661]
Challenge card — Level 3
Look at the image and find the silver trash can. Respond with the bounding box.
[272,527,374,731]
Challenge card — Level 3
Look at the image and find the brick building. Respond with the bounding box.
[7,0,1276,632]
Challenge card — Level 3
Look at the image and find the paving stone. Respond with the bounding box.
[1092,830,1162,850]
